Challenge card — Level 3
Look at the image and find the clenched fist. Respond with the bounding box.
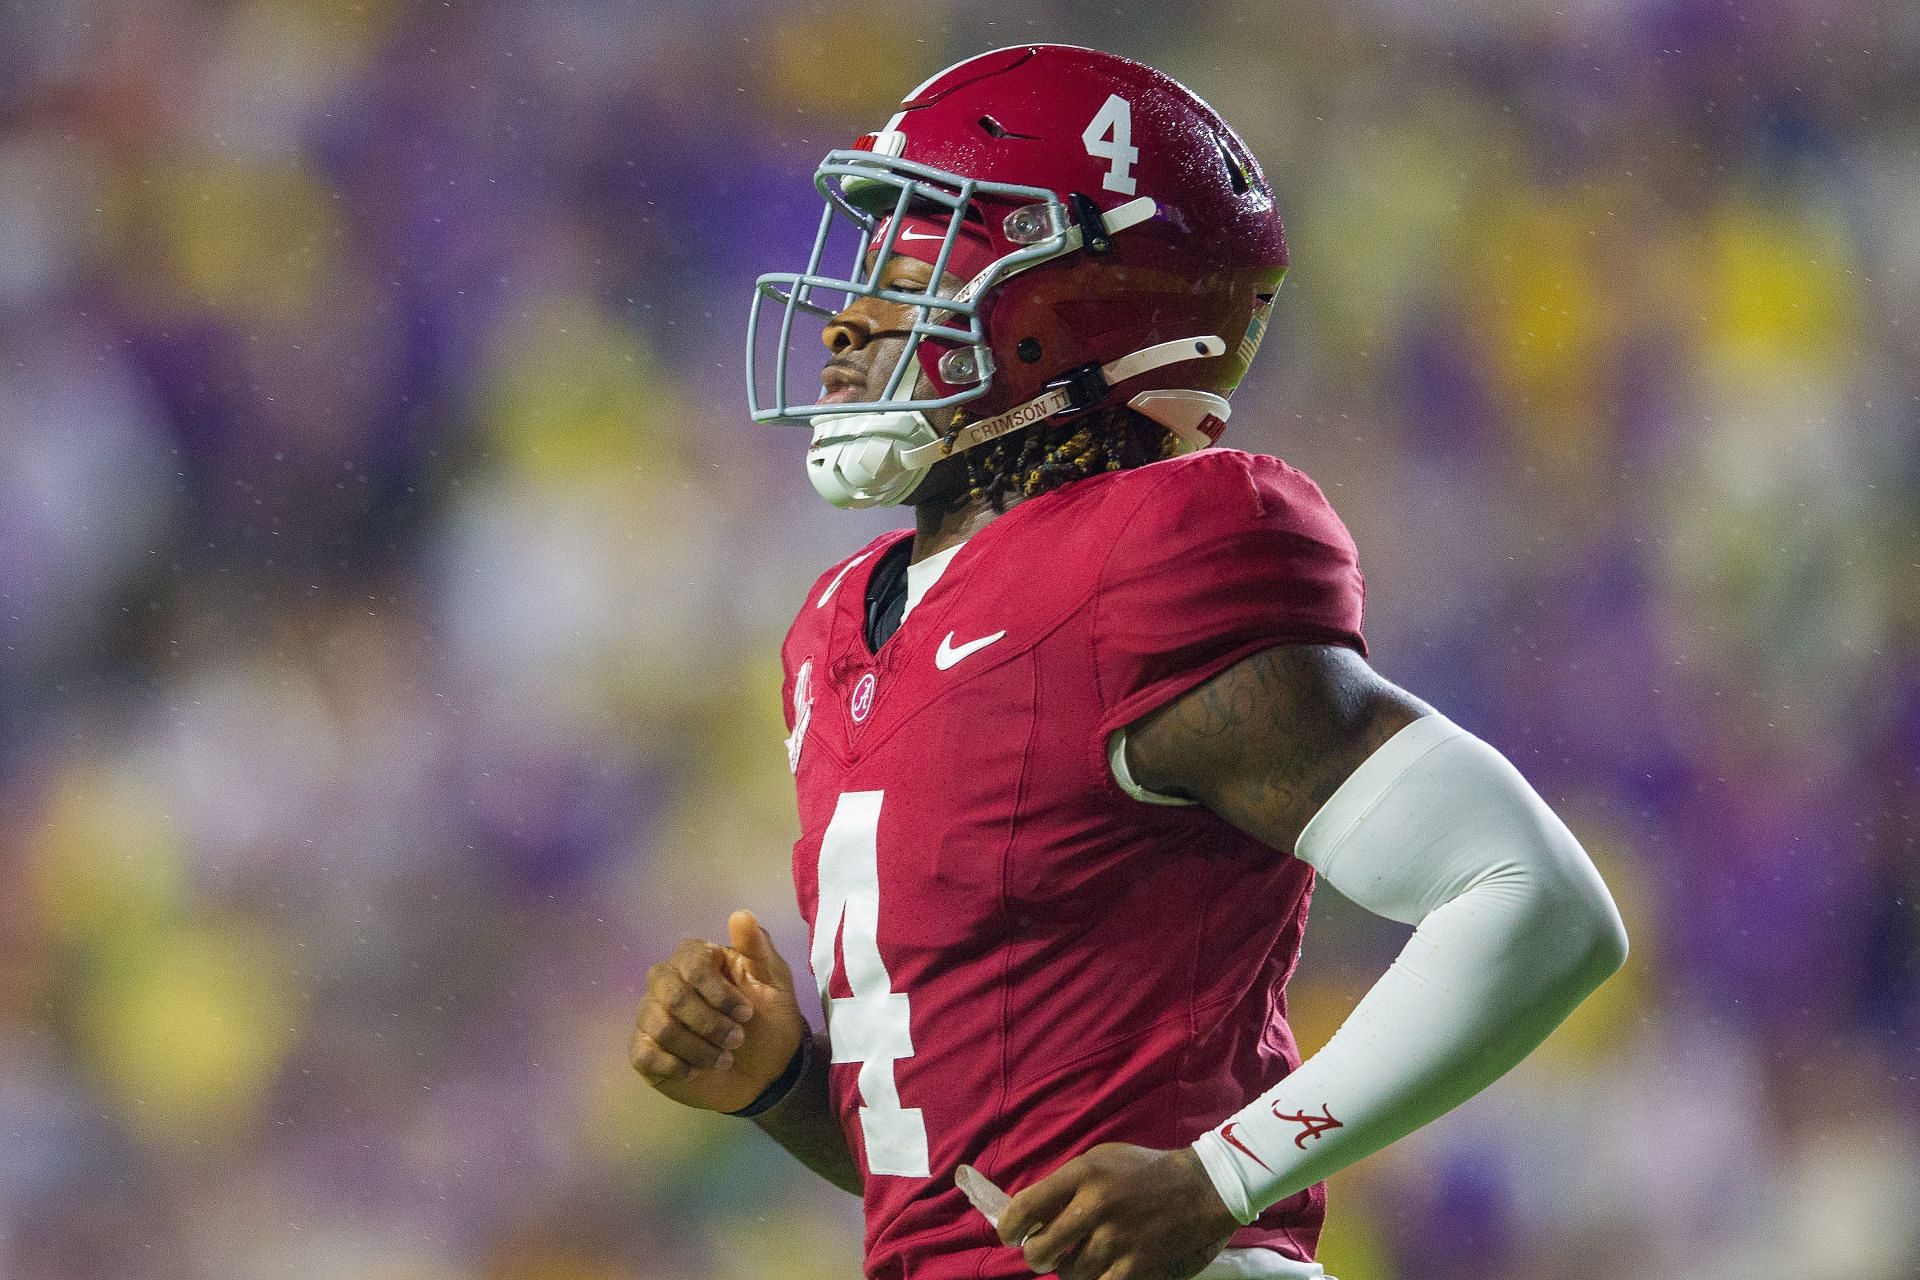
[630,910,808,1114]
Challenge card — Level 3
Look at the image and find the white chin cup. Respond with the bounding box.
[804,410,940,508]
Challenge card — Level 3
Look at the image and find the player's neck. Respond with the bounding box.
[911,490,1021,564]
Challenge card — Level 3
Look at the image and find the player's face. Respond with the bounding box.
[819,252,972,506]
[819,253,958,414]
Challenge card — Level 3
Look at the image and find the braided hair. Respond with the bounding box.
[951,406,1180,512]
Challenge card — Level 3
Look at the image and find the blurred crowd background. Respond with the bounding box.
[1,0,1915,1277]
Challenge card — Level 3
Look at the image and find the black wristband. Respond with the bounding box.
[726,1022,814,1119]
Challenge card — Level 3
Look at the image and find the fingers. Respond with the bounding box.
[1019,1187,1104,1275]
[632,940,754,1081]
[668,968,749,1048]
[1053,1222,1122,1280]
[628,1027,692,1082]
[728,909,794,992]
[999,1162,1085,1261]
[637,984,743,1070]
[668,937,755,1022]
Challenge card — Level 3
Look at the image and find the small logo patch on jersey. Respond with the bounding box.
[1271,1103,1342,1149]
[850,671,877,723]
[935,630,1007,670]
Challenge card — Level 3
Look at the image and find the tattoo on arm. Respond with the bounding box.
[751,1030,862,1195]
[1124,645,1431,853]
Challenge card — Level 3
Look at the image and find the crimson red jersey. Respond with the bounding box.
[779,449,1366,1280]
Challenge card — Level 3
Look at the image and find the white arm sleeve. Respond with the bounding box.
[1190,714,1630,1224]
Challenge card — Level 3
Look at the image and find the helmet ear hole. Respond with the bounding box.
[1017,338,1043,364]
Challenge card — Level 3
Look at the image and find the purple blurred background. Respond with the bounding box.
[0,1,1914,1277]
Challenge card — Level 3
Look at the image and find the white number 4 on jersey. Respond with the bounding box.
[812,790,929,1177]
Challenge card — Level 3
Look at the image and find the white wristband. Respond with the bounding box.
[1192,715,1627,1223]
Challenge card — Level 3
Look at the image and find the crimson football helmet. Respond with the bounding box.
[747,44,1288,506]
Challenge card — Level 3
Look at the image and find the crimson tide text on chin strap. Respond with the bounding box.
[898,335,1230,470]
[803,335,1227,510]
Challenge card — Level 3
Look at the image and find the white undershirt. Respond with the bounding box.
[892,533,1328,1280]
[900,539,966,623]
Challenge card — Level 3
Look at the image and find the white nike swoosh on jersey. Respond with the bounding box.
[897,227,946,242]
[935,630,1007,670]
[815,550,875,609]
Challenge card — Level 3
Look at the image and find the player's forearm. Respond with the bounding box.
[1192,715,1628,1221]
[752,1030,863,1195]
[1196,869,1621,1214]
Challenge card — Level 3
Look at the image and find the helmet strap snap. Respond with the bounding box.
[1049,362,1110,413]
[1066,193,1113,254]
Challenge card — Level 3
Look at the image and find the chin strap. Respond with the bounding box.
[898,335,1228,470]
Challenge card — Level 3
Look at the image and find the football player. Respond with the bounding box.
[631,45,1628,1280]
